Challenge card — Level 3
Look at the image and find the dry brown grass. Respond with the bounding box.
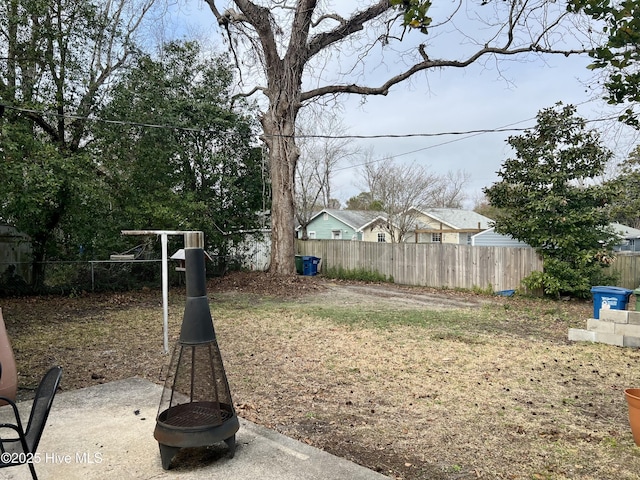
[2,272,640,479]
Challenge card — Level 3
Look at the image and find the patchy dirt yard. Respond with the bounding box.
[209,271,497,310]
[2,271,640,479]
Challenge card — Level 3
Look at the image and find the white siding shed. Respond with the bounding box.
[471,228,531,248]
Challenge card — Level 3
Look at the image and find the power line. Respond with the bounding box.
[3,102,531,138]
[294,127,532,139]
[1,104,219,135]
[333,117,538,172]
[2,102,621,141]
[332,113,624,172]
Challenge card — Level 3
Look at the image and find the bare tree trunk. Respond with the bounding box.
[205,0,590,275]
[261,104,299,274]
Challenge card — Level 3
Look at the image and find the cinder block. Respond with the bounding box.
[587,318,615,333]
[568,328,596,343]
[594,332,625,347]
[623,336,640,348]
[599,310,629,324]
[629,311,640,325]
[615,323,640,337]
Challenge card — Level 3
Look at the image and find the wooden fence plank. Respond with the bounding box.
[292,242,640,291]
[607,253,640,290]
[296,240,543,291]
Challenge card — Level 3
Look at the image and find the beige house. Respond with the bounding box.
[407,208,493,244]
[296,208,492,244]
[358,216,401,243]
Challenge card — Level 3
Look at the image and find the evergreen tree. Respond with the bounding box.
[484,104,618,297]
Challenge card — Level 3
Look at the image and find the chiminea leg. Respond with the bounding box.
[158,444,180,470]
[224,434,236,458]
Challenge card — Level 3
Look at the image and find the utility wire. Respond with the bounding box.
[332,118,536,172]
[0,102,622,141]
[330,105,624,171]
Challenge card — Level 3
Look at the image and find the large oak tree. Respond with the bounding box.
[203,0,593,274]
[571,0,640,126]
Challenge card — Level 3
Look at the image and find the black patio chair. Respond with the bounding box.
[0,366,63,480]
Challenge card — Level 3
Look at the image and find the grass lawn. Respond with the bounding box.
[2,273,640,479]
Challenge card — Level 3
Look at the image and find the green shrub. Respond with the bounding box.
[324,265,391,283]
[522,260,619,299]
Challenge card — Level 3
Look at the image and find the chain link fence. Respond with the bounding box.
[0,256,241,297]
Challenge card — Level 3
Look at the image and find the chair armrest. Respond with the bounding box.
[0,397,26,432]
[0,422,24,437]
[0,422,31,459]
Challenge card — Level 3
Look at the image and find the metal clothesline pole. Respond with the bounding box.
[121,230,199,354]
[160,233,169,353]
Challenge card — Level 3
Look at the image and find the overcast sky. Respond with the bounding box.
[168,1,639,209]
[331,53,630,208]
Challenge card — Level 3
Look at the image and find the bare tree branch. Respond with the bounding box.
[305,1,390,61]
[311,13,346,28]
[198,0,597,274]
[359,156,445,243]
[303,41,587,102]
[231,85,267,102]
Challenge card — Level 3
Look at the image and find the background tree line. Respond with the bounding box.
[0,0,266,291]
[4,0,640,299]
[294,124,471,243]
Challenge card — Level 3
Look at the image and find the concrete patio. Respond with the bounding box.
[0,378,390,480]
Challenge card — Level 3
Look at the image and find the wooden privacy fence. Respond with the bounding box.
[295,240,543,292]
[607,252,640,290]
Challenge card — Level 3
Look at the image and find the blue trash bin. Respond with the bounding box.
[591,286,633,319]
[311,256,320,274]
[302,256,320,276]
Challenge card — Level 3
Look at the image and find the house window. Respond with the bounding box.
[323,213,328,221]
[332,230,342,240]
[377,232,386,243]
[308,231,316,239]
[432,232,442,243]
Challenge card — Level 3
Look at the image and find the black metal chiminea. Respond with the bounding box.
[154,232,239,470]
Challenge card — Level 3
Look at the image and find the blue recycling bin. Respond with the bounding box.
[302,256,320,276]
[591,286,633,319]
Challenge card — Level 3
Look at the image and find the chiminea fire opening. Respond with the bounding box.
[154,232,239,470]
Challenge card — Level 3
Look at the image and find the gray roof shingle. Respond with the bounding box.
[321,209,387,230]
[417,208,493,229]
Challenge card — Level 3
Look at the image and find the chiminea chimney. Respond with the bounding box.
[154,231,239,470]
